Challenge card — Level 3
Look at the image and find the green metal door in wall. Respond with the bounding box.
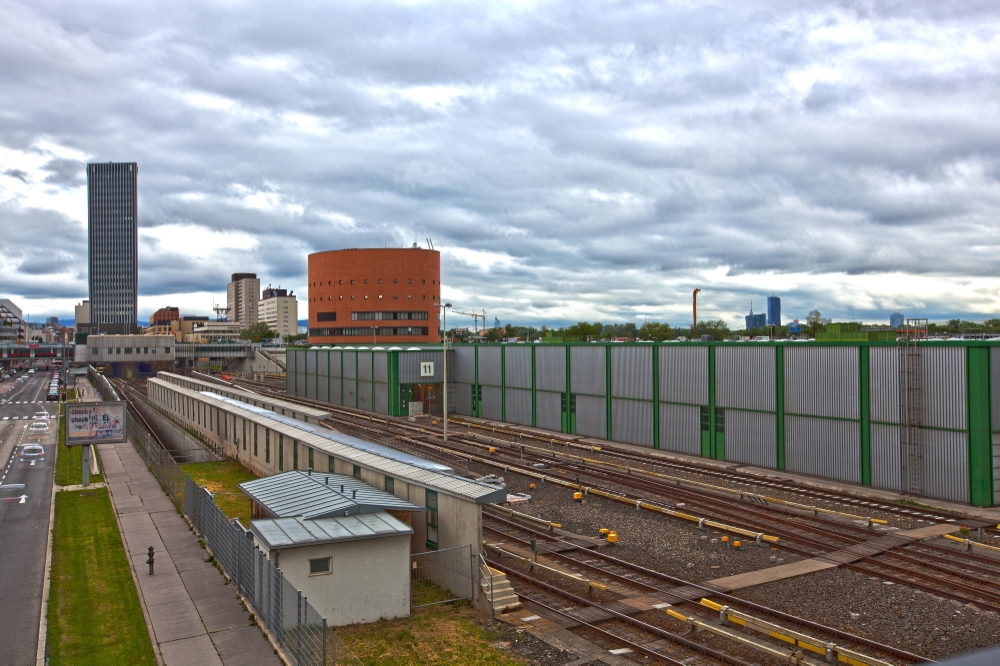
[472,385,483,418]
[561,392,576,434]
[399,385,411,416]
[700,406,711,456]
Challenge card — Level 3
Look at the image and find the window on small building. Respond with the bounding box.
[253,425,258,456]
[278,434,284,471]
[353,464,361,480]
[143,347,148,354]
[242,420,246,450]
[385,476,394,495]
[426,489,438,550]
[265,429,271,463]
[309,557,331,575]
[92,347,98,355]
[151,347,156,353]
[124,348,132,354]
[292,439,298,470]
[328,454,335,473]
[309,447,314,469]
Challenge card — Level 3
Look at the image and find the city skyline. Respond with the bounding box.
[2,2,999,330]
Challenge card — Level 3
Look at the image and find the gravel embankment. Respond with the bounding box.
[481,463,804,583]
[732,567,1000,660]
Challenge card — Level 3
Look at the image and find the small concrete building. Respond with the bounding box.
[241,470,422,626]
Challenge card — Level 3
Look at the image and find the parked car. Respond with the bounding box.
[19,444,45,463]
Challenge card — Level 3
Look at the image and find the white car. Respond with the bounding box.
[33,411,50,421]
[28,421,49,433]
[28,369,35,374]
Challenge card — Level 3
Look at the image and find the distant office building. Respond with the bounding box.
[890,312,904,328]
[187,320,242,343]
[259,286,298,340]
[46,316,59,326]
[151,306,180,326]
[74,300,90,329]
[227,273,260,327]
[788,319,802,334]
[88,162,138,334]
[0,298,25,343]
[745,303,766,330]
[766,295,781,327]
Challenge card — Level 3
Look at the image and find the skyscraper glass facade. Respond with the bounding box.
[88,162,138,334]
[766,295,781,327]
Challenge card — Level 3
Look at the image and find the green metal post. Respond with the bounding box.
[531,346,537,427]
[500,345,506,422]
[967,346,993,507]
[389,351,400,416]
[859,345,871,486]
[606,345,613,441]
[775,344,785,470]
[566,343,572,434]
[707,344,717,459]
[652,345,660,449]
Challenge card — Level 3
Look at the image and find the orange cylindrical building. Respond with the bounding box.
[307,248,441,344]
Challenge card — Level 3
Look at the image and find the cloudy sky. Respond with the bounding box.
[1,1,999,329]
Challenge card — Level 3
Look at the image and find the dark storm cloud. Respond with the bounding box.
[1,0,999,325]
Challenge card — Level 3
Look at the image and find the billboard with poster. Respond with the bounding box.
[65,402,127,446]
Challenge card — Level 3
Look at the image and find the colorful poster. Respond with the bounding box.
[65,402,127,445]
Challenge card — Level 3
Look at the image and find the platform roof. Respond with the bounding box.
[157,371,330,420]
[149,378,508,504]
[250,512,412,550]
[239,470,423,519]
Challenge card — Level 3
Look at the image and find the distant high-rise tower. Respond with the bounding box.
[890,312,904,328]
[766,295,781,327]
[227,273,260,327]
[88,162,138,334]
[745,302,766,330]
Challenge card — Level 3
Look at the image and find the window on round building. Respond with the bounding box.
[364,295,369,299]
[408,295,412,299]
[364,279,368,284]
[393,278,397,283]
[378,278,382,284]
[422,295,426,300]
[339,295,343,300]
[421,279,425,284]
[339,280,343,284]
[408,278,412,283]
[393,295,398,299]
[351,295,355,300]
[350,279,354,284]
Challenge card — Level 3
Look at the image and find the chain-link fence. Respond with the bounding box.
[411,545,476,607]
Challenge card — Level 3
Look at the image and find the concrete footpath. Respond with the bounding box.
[78,379,282,666]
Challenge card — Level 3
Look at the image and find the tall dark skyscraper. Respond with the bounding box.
[87,162,138,334]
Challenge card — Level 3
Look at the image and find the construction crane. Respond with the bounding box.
[692,288,701,334]
[452,309,487,337]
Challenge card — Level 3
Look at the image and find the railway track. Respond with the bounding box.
[203,375,1000,617]
[482,509,930,665]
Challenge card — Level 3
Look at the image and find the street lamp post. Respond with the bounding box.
[441,302,452,442]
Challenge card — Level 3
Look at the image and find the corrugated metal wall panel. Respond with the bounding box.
[725,409,777,469]
[784,416,860,483]
[611,347,652,400]
[316,377,329,403]
[871,424,901,491]
[329,379,343,405]
[306,350,317,374]
[993,349,1000,430]
[870,346,899,424]
[993,434,1000,506]
[658,404,701,455]
[716,346,775,411]
[374,383,389,414]
[357,351,373,381]
[921,428,968,503]
[784,347,859,419]
[478,347,502,386]
[505,347,532,389]
[611,399,653,447]
[659,346,709,405]
[305,375,317,400]
[343,353,357,380]
[536,346,566,392]
[570,346,606,396]
[374,353,388,382]
[329,350,342,377]
[397,350,451,383]
[357,380,373,411]
[454,346,477,384]
[505,388,533,426]
[317,351,329,378]
[344,378,357,407]
[453,382,473,416]
[481,385,502,420]
[536,391,563,432]
[295,373,306,397]
[575,394,607,439]
[921,347,966,430]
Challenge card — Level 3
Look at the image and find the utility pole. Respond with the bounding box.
[692,289,701,336]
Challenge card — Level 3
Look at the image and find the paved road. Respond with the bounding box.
[0,368,60,666]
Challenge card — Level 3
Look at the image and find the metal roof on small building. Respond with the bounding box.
[239,470,424,519]
[157,371,331,420]
[250,512,412,550]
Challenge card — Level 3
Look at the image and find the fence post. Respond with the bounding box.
[276,568,284,646]
[297,591,303,666]
[323,619,329,666]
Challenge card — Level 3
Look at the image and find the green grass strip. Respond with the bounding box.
[54,415,103,487]
[46,488,155,665]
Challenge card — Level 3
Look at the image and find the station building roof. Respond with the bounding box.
[239,470,424,519]
[148,378,508,504]
[250,513,412,550]
[157,371,330,422]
